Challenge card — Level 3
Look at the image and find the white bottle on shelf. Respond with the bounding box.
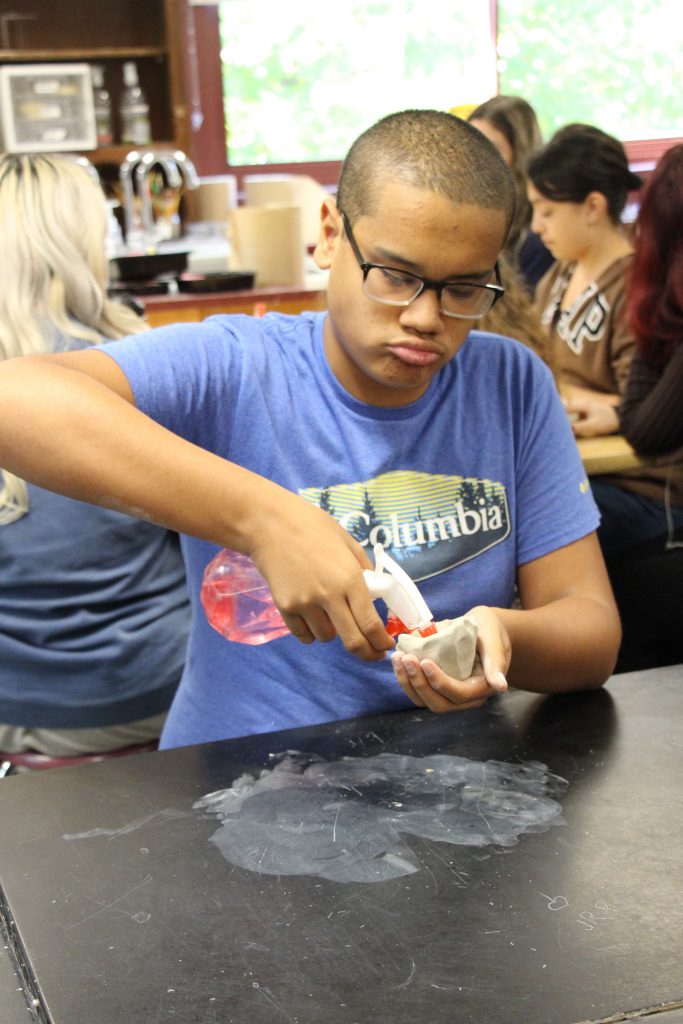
[119,61,151,146]
[91,64,113,146]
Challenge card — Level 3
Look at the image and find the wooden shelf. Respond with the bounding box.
[0,47,167,61]
[86,141,177,164]
[0,1,190,173]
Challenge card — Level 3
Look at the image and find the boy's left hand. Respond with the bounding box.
[390,605,509,712]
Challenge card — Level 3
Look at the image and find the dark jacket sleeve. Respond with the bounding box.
[516,230,555,294]
[619,344,683,455]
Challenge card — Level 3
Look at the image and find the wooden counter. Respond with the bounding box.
[142,284,327,327]
[577,434,646,475]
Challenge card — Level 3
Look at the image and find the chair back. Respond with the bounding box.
[0,740,159,777]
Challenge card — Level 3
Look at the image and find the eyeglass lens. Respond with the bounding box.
[363,266,497,319]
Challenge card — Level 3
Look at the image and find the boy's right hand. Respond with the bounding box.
[248,496,394,661]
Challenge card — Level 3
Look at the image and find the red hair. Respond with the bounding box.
[628,143,683,365]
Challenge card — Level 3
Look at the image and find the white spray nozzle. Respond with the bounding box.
[363,543,433,632]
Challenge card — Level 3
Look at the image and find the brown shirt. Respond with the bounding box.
[534,256,635,394]
[536,256,681,507]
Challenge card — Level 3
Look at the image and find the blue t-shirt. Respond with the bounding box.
[0,487,190,729]
[103,311,598,749]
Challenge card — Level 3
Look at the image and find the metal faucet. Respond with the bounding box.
[119,150,144,246]
[169,149,199,190]
[119,149,199,246]
[148,150,199,240]
[134,151,183,241]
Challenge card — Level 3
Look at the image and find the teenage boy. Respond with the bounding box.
[0,110,620,748]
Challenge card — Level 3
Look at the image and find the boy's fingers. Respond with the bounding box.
[390,653,426,705]
[392,654,492,712]
[481,653,509,693]
[333,583,395,660]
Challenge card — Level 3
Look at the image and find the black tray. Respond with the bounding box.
[111,250,189,281]
[109,279,173,296]
[177,271,255,293]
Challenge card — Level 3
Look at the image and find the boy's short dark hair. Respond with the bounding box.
[336,109,516,235]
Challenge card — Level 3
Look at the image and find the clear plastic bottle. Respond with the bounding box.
[200,545,437,646]
[119,61,151,146]
[91,65,113,146]
[201,550,289,646]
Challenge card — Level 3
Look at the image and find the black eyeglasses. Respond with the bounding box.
[339,210,504,320]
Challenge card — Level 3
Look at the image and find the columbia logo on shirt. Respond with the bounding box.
[300,470,510,582]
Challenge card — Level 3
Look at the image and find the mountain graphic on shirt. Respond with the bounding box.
[299,470,509,581]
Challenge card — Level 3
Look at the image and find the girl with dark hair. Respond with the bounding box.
[528,124,641,419]
[561,143,683,554]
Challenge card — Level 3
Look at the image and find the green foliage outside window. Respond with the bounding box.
[219,0,492,165]
[498,0,683,141]
[219,0,683,166]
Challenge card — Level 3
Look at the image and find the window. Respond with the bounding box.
[497,0,683,164]
[218,1,494,166]
[188,0,683,181]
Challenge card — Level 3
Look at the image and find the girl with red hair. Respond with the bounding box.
[567,143,683,554]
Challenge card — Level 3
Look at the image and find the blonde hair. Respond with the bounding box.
[479,255,555,375]
[0,154,145,523]
[468,95,543,249]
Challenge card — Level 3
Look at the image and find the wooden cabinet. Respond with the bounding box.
[0,0,188,166]
[142,286,328,328]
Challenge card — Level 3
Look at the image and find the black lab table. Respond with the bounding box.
[0,939,28,1023]
[1,666,683,1024]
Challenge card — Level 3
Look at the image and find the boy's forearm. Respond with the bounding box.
[0,355,283,552]
[495,598,621,693]
[0,355,389,658]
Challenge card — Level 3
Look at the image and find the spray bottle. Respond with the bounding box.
[200,543,437,646]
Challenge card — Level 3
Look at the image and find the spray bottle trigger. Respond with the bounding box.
[363,544,435,634]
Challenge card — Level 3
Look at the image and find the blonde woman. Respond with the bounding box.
[468,95,554,291]
[0,154,190,758]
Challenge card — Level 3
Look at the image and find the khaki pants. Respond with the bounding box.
[0,711,167,757]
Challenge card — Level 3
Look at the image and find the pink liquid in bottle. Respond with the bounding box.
[200,549,290,645]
